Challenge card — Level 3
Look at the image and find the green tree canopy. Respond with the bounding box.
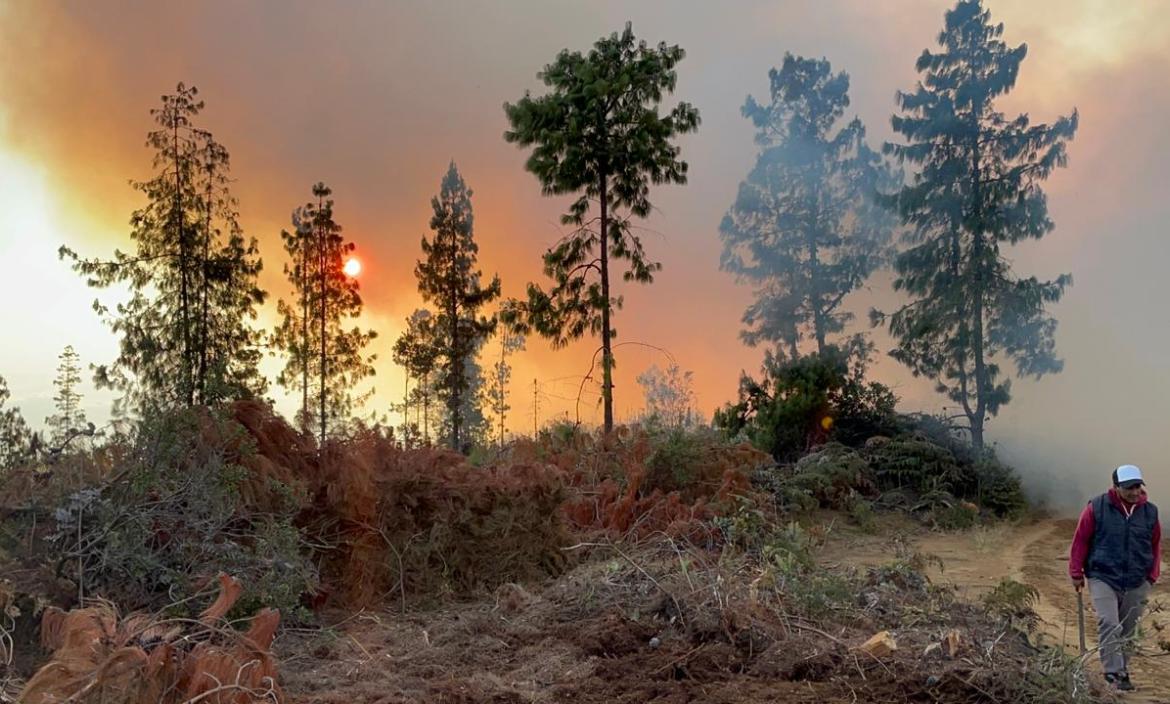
[502,23,700,434]
[875,0,1077,449]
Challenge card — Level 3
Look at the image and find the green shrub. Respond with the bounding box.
[974,457,1027,517]
[643,425,708,494]
[866,435,963,495]
[714,348,848,462]
[714,341,901,462]
[846,495,876,531]
[982,578,1040,632]
[714,497,772,551]
[752,443,878,516]
[933,502,979,530]
[50,408,317,620]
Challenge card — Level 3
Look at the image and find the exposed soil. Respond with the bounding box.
[276,515,1103,703]
[823,515,1170,702]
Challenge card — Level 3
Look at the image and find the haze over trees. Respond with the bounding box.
[721,53,898,359]
[25,4,1075,458]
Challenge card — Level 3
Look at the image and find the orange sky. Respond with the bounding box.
[1,0,1168,509]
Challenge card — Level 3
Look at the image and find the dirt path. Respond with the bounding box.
[827,517,1170,701]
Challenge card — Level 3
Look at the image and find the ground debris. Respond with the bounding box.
[19,572,282,704]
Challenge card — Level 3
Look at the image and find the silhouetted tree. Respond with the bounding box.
[274,183,376,442]
[45,345,88,447]
[414,164,500,450]
[392,309,441,444]
[502,23,700,434]
[484,332,525,447]
[60,83,267,415]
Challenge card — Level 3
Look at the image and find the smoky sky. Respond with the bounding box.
[1,0,1168,511]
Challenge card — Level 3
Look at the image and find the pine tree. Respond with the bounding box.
[193,133,268,403]
[446,355,490,449]
[414,163,500,450]
[0,376,31,470]
[274,183,377,442]
[60,83,267,415]
[484,332,525,447]
[721,54,897,358]
[392,309,441,445]
[875,0,1077,449]
[503,23,700,434]
[45,345,88,448]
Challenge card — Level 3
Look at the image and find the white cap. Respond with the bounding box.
[1113,464,1144,488]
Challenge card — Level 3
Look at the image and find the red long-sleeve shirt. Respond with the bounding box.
[1068,487,1161,583]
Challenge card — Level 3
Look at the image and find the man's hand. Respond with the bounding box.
[1072,576,1085,591]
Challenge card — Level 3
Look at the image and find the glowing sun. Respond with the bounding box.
[343,257,362,278]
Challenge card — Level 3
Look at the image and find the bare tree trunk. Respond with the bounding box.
[318,196,327,447]
[301,230,310,434]
[599,170,614,435]
[174,115,194,407]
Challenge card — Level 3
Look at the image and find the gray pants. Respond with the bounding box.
[1088,578,1151,674]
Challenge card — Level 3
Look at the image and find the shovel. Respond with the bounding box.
[1077,588,1087,655]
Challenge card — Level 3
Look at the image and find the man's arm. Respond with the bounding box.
[1149,517,1161,584]
[1069,502,1095,583]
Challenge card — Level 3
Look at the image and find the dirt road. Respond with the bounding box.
[827,517,1170,701]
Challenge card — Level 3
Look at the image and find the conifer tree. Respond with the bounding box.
[414,164,500,450]
[875,0,1077,449]
[503,23,700,434]
[485,332,525,447]
[721,54,897,358]
[45,345,88,447]
[274,183,377,442]
[392,309,440,444]
[0,376,31,470]
[60,84,267,414]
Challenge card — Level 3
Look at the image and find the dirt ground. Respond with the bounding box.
[821,515,1170,702]
[275,513,1134,704]
[275,555,857,704]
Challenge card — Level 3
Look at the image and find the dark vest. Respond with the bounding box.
[1086,493,1158,592]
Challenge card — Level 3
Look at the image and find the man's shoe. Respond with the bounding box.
[1117,673,1136,692]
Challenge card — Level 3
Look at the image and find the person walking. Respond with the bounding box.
[1069,464,1161,691]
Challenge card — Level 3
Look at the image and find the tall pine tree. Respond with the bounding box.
[721,54,897,358]
[875,0,1077,449]
[45,345,88,448]
[414,163,500,450]
[503,24,700,434]
[60,84,267,415]
[274,183,377,443]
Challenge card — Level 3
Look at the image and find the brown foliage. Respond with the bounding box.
[20,574,281,704]
[303,432,570,609]
[212,401,312,514]
[513,426,769,541]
